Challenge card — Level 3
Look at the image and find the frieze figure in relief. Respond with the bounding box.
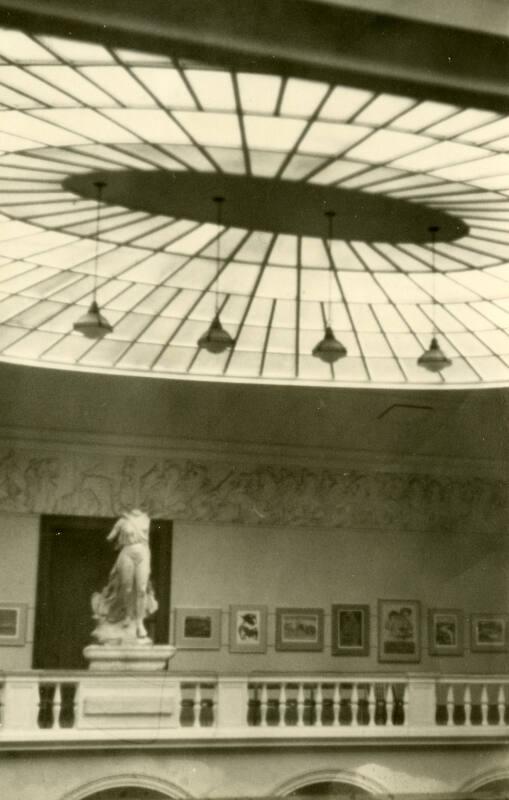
[91,509,158,644]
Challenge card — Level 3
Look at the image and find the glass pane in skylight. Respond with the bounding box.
[29,66,117,106]
[432,153,509,182]
[332,356,367,382]
[366,357,405,382]
[219,261,260,294]
[105,109,190,143]
[375,273,429,303]
[328,303,352,331]
[244,116,306,151]
[235,231,273,263]
[160,144,214,171]
[0,83,39,109]
[301,237,329,267]
[249,151,287,177]
[173,111,240,147]
[111,311,153,339]
[0,111,89,146]
[0,295,35,322]
[136,286,177,315]
[0,229,73,259]
[170,256,216,289]
[190,346,231,376]
[301,269,338,301]
[348,130,434,164]
[392,101,458,133]
[80,66,155,106]
[152,345,194,373]
[412,273,477,302]
[309,159,366,185]
[257,265,297,299]
[446,330,494,356]
[34,238,114,268]
[237,73,281,114]
[460,235,509,261]
[75,143,157,171]
[140,315,181,344]
[392,141,485,172]
[374,304,409,332]
[467,355,509,381]
[185,70,236,111]
[0,266,58,293]
[300,300,325,329]
[4,329,61,358]
[426,109,499,138]
[78,246,147,278]
[270,299,295,328]
[104,216,169,245]
[459,116,509,145]
[163,289,200,319]
[299,121,370,156]
[122,252,186,284]
[39,333,94,363]
[397,304,434,333]
[282,154,325,180]
[339,166,401,190]
[9,299,62,327]
[266,327,295,353]
[116,49,172,65]
[319,86,373,122]
[133,67,196,108]
[355,94,416,125]
[79,339,130,368]
[330,241,365,271]
[386,331,422,357]
[39,36,114,64]
[201,227,247,260]
[170,223,219,255]
[269,234,298,266]
[118,143,184,171]
[206,146,246,174]
[0,30,56,62]
[390,182,475,199]
[350,242,395,271]
[476,329,509,354]
[341,272,387,302]
[115,342,163,369]
[0,67,77,106]
[398,244,466,273]
[280,78,329,118]
[357,331,392,357]
[452,269,508,299]
[473,301,509,327]
[435,241,495,268]
[399,356,442,383]
[228,350,263,377]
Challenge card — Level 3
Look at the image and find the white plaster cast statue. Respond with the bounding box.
[91,509,158,645]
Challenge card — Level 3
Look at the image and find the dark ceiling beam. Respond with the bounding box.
[0,0,508,112]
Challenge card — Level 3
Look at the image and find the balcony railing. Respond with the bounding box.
[0,672,508,746]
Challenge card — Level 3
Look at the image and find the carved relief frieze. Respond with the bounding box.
[0,445,506,532]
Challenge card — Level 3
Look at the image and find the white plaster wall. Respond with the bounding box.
[0,513,39,670]
[1,745,509,800]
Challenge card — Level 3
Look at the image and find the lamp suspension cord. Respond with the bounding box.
[93,180,106,304]
[325,210,336,326]
[213,196,224,317]
[429,224,439,336]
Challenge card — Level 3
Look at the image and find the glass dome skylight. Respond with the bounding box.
[0,26,508,386]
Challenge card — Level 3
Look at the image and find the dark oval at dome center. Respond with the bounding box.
[65,170,469,244]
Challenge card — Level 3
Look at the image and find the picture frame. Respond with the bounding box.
[428,608,463,656]
[0,603,28,646]
[229,605,267,653]
[332,604,370,656]
[275,607,324,652]
[378,599,420,663]
[174,607,222,650]
[470,614,509,653]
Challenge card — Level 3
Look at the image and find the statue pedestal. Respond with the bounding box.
[83,644,176,672]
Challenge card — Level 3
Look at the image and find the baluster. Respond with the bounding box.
[401,684,408,726]
[314,683,323,727]
[53,683,62,729]
[367,684,375,727]
[260,683,268,727]
[193,684,202,728]
[446,685,454,726]
[278,683,287,727]
[350,683,359,727]
[296,683,305,727]
[332,682,340,726]
[480,685,489,727]
[497,685,506,726]
[385,684,394,727]
[464,685,472,727]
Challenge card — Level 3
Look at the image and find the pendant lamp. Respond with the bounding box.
[312,210,347,364]
[417,225,451,373]
[73,180,113,339]
[197,196,234,354]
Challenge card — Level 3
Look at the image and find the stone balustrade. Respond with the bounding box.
[0,672,508,746]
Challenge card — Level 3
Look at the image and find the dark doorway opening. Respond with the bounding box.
[33,514,172,669]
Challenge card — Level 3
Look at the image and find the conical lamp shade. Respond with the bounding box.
[417,336,452,372]
[197,313,234,353]
[312,325,347,364]
[73,300,113,339]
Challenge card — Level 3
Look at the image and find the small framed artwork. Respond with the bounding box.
[0,603,27,646]
[229,605,267,653]
[332,604,370,656]
[378,599,420,663]
[175,608,222,650]
[275,607,324,652]
[471,614,509,653]
[428,608,463,656]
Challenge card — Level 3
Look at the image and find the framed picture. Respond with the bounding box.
[378,599,420,663]
[471,614,509,652]
[428,608,463,656]
[174,608,221,650]
[332,604,370,656]
[229,605,267,653]
[275,607,324,651]
[0,603,27,646]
